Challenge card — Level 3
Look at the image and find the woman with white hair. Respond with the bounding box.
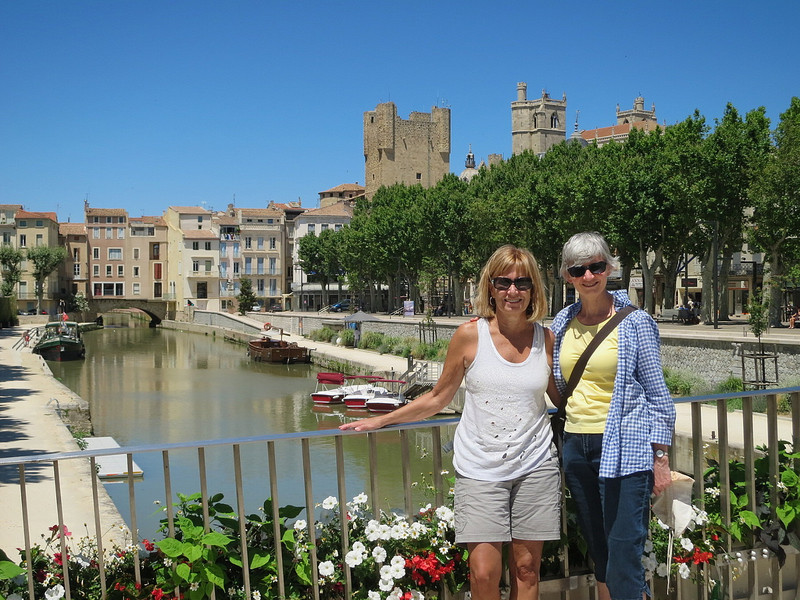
[550,232,675,600]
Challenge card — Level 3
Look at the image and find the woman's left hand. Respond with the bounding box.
[652,455,671,496]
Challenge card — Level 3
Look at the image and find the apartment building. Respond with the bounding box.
[235,207,285,309]
[1,204,23,247]
[163,206,217,315]
[128,216,169,302]
[15,210,60,313]
[60,222,88,298]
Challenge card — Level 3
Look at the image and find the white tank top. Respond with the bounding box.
[453,318,553,481]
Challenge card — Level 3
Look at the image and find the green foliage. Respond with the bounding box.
[663,368,705,396]
[359,330,385,350]
[235,277,256,315]
[746,288,770,343]
[0,245,24,297]
[338,328,355,347]
[25,245,67,311]
[714,376,744,394]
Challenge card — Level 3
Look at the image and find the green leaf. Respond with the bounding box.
[204,563,226,587]
[250,552,272,570]
[740,510,761,528]
[0,560,25,579]
[176,562,192,582]
[201,532,232,547]
[295,560,312,586]
[279,504,305,519]
[156,538,184,558]
[777,505,797,529]
[781,469,799,488]
[183,543,203,563]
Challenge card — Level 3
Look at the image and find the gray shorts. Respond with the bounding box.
[454,449,561,544]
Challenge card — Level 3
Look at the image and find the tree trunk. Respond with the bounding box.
[639,247,663,315]
[717,254,732,321]
[765,247,785,328]
[700,248,714,324]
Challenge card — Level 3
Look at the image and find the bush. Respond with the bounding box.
[663,368,704,397]
[308,326,338,343]
[714,376,744,394]
[359,331,385,350]
[339,329,355,347]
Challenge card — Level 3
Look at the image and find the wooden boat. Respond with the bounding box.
[31,321,85,361]
[248,336,311,364]
[311,372,381,405]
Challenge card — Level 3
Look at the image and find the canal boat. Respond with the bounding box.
[364,379,407,413]
[311,372,382,405]
[247,335,311,364]
[31,321,86,361]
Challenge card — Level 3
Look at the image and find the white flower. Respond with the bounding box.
[387,587,403,600]
[294,519,307,531]
[372,545,387,564]
[379,578,394,591]
[643,539,653,553]
[439,546,450,555]
[322,496,339,510]
[368,592,381,600]
[409,591,425,600]
[391,555,406,569]
[678,563,691,579]
[680,537,694,552]
[389,563,406,579]
[391,522,410,539]
[251,591,261,600]
[656,562,670,577]
[419,503,432,514]
[74,554,91,568]
[319,560,335,577]
[352,540,366,554]
[440,469,450,475]
[641,553,657,572]
[345,550,364,567]
[705,486,721,498]
[693,509,709,525]
[352,492,369,505]
[379,565,394,580]
[379,524,393,540]
[365,520,382,541]
[435,506,454,524]
[190,582,200,592]
[163,558,173,567]
[45,585,66,600]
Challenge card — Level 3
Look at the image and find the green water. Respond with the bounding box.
[48,326,455,537]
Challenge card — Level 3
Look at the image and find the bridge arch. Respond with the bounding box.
[87,299,172,325]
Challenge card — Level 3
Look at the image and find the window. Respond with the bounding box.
[18,234,26,247]
[73,264,81,276]
[106,217,112,224]
[245,237,252,249]
[93,247,100,260]
[308,224,315,234]
[93,265,100,277]
[93,228,100,239]
[133,248,140,260]
[197,215,203,223]
[133,266,140,277]
[269,279,277,294]
[73,249,80,261]
[416,173,422,180]
[220,242,227,255]
[257,257,264,275]
[106,265,112,277]
[192,261,199,273]
[233,243,240,258]
[133,283,140,295]
[551,112,560,128]
[192,241,199,250]
[93,216,99,223]
[269,257,276,274]
[153,263,162,280]
[205,260,212,273]
[257,279,265,292]
[35,234,43,246]
[233,262,240,274]
[197,282,207,298]
[244,257,252,274]
[117,228,125,239]
[269,237,276,250]
[2,232,10,244]
[36,220,43,227]
[205,241,212,251]
[335,224,342,232]
[267,218,274,224]
[221,299,229,310]
[105,228,112,239]
[150,243,160,260]
[154,282,162,297]
[19,220,27,227]
[117,265,124,277]
[257,237,264,250]
[321,224,329,232]
[108,248,122,260]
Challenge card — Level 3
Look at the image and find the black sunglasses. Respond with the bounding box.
[567,261,608,278]
[491,277,534,291]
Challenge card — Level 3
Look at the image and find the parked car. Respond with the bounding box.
[269,304,283,312]
[331,299,351,312]
[250,303,262,312]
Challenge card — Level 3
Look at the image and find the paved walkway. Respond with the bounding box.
[0,327,127,554]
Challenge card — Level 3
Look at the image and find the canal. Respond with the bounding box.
[48,325,455,537]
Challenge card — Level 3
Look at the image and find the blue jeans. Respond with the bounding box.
[562,433,653,600]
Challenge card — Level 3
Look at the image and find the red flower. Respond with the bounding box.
[152,588,165,600]
[692,548,714,565]
[143,539,155,552]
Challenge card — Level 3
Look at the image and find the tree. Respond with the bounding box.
[25,246,67,313]
[236,277,257,315]
[70,291,90,321]
[750,97,800,327]
[0,245,24,297]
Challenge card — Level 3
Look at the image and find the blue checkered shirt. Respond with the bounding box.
[550,290,675,479]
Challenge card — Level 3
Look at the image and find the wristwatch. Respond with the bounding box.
[654,449,667,458]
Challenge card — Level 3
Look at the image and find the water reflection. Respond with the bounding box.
[49,326,455,536]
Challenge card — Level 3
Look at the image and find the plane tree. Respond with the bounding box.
[0,245,24,297]
[750,97,800,327]
[25,245,67,314]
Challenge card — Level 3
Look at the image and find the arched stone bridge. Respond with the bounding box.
[87,298,171,324]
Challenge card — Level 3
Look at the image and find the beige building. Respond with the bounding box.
[59,222,88,299]
[363,102,450,198]
[236,207,286,309]
[15,210,60,313]
[511,82,567,156]
[580,96,659,147]
[1,204,23,247]
[292,200,353,311]
[318,183,365,208]
[128,216,169,303]
[164,206,217,315]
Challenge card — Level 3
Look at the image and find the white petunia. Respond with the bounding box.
[319,560,335,577]
[680,537,694,552]
[163,558,173,567]
[294,519,307,531]
[389,564,406,579]
[352,492,369,505]
[379,565,394,580]
[368,592,381,600]
[390,555,406,569]
[322,496,339,510]
[379,579,394,592]
[372,545,387,564]
[409,591,425,600]
[365,520,382,541]
[643,539,653,553]
[656,563,670,577]
[678,563,691,579]
[345,550,364,567]
[379,524,393,540]
[435,506,454,523]
[352,541,366,554]
[387,588,403,600]
[419,503,432,514]
[391,522,410,539]
[44,585,65,600]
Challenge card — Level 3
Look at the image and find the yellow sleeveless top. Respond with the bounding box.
[559,316,619,434]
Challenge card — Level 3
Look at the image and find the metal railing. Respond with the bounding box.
[1,387,800,600]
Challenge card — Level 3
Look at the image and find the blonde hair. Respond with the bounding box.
[474,245,547,322]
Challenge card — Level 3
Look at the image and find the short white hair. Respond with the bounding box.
[560,232,620,278]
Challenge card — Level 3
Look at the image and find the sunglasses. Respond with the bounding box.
[567,261,608,278]
[491,277,534,291]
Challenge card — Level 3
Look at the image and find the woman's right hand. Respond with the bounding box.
[339,416,386,432]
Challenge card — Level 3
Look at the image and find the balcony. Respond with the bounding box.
[1,387,799,600]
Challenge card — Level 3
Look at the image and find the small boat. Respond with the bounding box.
[365,379,408,413]
[248,335,311,364]
[311,372,383,405]
[31,321,85,361]
[343,383,390,409]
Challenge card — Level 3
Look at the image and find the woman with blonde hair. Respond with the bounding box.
[341,244,561,600]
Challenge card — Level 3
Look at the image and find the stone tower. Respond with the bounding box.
[616,96,657,126]
[511,82,567,156]
[363,102,451,199]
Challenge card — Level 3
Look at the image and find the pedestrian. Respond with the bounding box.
[550,232,675,600]
[341,244,561,600]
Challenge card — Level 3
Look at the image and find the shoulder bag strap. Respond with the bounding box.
[555,304,637,416]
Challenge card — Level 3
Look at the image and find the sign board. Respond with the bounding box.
[629,277,643,289]
[403,301,414,317]
[681,278,698,288]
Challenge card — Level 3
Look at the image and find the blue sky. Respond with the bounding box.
[1,1,797,223]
